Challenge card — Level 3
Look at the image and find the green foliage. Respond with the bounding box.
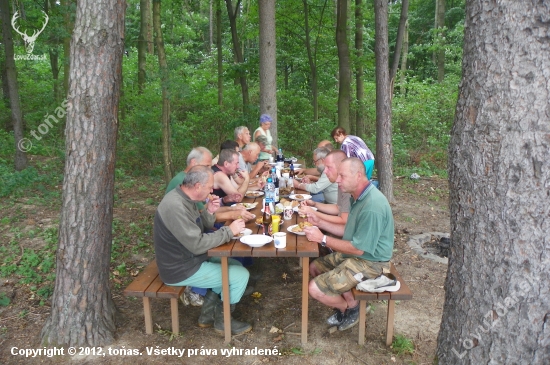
[392,334,415,355]
[0,292,10,307]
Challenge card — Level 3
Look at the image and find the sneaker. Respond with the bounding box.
[185,287,204,307]
[326,309,345,326]
[337,304,360,331]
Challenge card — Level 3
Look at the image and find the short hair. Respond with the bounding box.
[330,126,347,138]
[182,165,213,188]
[260,114,273,123]
[342,157,366,176]
[318,140,334,151]
[256,135,268,145]
[326,150,347,164]
[234,126,248,140]
[313,147,330,160]
[218,148,238,165]
[220,139,239,152]
[242,142,260,152]
[186,147,212,166]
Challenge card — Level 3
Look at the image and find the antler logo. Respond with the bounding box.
[11,11,49,54]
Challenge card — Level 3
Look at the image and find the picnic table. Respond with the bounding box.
[208,189,319,344]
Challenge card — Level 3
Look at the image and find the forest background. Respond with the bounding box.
[0,0,463,325]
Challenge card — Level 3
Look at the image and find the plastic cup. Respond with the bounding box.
[283,205,293,220]
[273,232,287,248]
[271,215,280,233]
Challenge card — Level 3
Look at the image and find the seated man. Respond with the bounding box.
[234,126,251,172]
[212,149,262,204]
[240,142,269,178]
[293,147,337,204]
[154,165,252,335]
[297,140,334,179]
[298,150,350,228]
[303,158,394,331]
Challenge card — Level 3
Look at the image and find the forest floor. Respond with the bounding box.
[0,171,450,365]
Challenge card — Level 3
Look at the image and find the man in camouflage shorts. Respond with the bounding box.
[303,158,394,331]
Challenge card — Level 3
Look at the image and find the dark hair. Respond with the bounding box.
[220,140,239,152]
[218,149,238,165]
[330,126,346,138]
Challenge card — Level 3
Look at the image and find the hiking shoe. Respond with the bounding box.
[179,290,190,306]
[337,304,360,331]
[184,287,204,307]
[326,309,345,326]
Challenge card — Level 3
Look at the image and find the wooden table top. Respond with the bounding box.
[208,191,319,259]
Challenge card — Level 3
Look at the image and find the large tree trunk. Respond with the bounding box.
[0,0,27,170]
[144,0,153,54]
[354,0,363,137]
[399,19,408,95]
[437,2,550,364]
[0,27,12,131]
[374,0,393,202]
[258,0,277,143]
[40,0,125,346]
[216,0,223,105]
[336,0,350,132]
[225,0,249,115]
[138,0,149,93]
[153,0,173,183]
[435,0,445,82]
[389,0,408,92]
[61,0,75,97]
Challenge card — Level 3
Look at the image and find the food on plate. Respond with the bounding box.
[295,194,304,199]
[291,221,313,232]
[291,200,300,208]
[256,216,263,225]
[246,191,262,197]
[279,187,293,196]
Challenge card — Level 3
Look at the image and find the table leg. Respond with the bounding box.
[301,256,309,344]
[222,257,231,343]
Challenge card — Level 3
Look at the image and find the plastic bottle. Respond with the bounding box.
[265,177,275,204]
[271,167,280,203]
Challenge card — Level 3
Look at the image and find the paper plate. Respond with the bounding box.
[293,206,318,212]
[240,234,273,247]
[287,224,306,235]
[232,228,252,240]
[231,202,258,210]
[245,191,264,198]
[289,194,312,201]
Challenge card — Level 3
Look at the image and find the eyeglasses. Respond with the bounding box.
[313,157,323,164]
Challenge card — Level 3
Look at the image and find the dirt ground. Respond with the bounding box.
[0,176,450,365]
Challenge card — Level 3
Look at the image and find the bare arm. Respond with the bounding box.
[215,172,249,203]
[303,226,363,256]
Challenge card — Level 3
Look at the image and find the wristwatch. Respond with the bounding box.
[321,235,327,247]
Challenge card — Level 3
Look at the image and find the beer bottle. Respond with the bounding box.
[262,202,272,235]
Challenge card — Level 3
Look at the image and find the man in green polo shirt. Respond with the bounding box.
[303,157,394,331]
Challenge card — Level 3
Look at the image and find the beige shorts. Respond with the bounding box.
[312,252,390,296]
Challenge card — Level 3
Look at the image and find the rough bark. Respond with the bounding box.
[437,2,550,364]
[399,19,408,95]
[40,0,125,346]
[0,0,27,170]
[225,0,249,115]
[259,0,277,143]
[374,0,393,202]
[138,0,148,93]
[216,0,223,105]
[144,0,153,54]
[390,0,408,91]
[61,0,75,97]
[336,0,350,132]
[354,0,363,137]
[153,0,174,183]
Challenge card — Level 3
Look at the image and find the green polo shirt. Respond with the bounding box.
[165,171,205,210]
[342,183,394,262]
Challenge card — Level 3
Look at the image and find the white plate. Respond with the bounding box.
[231,202,258,210]
[232,228,252,239]
[287,224,306,235]
[293,206,318,212]
[289,194,312,201]
[245,191,264,198]
[240,234,273,247]
[291,163,301,168]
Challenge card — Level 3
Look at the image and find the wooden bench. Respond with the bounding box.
[352,263,413,346]
[123,260,185,335]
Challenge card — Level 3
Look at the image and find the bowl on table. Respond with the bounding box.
[240,234,273,247]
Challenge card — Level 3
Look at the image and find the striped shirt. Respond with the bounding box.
[341,135,375,162]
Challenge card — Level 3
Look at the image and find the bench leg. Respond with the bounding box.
[386,300,395,346]
[143,297,153,334]
[358,300,367,345]
[301,257,309,344]
[170,297,179,335]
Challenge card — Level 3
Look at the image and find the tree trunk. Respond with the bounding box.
[0,0,27,170]
[374,0,393,202]
[225,0,249,115]
[354,0,363,137]
[216,0,223,105]
[144,0,154,54]
[0,28,12,131]
[40,0,125,346]
[437,2,550,364]
[153,0,173,183]
[49,49,60,102]
[389,0,409,92]
[208,0,213,53]
[303,0,318,122]
[61,0,75,97]
[399,20,408,95]
[435,0,445,82]
[259,0,277,143]
[138,0,148,94]
[336,0,350,132]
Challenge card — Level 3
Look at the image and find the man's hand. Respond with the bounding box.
[206,194,221,214]
[229,209,255,221]
[303,225,323,242]
[298,204,316,218]
[223,193,243,204]
[306,211,320,225]
[303,199,316,207]
[302,176,312,184]
[229,219,246,236]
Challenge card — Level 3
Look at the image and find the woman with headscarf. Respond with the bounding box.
[253,114,278,161]
[330,126,375,180]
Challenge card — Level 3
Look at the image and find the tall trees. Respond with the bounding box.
[437,1,550,363]
[138,0,151,93]
[225,0,249,114]
[354,0,364,136]
[336,0,350,132]
[390,0,409,90]
[40,0,125,346]
[0,0,27,170]
[374,0,393,201]
[259,0,277,142]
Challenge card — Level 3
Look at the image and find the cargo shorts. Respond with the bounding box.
[312,252,390,296]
